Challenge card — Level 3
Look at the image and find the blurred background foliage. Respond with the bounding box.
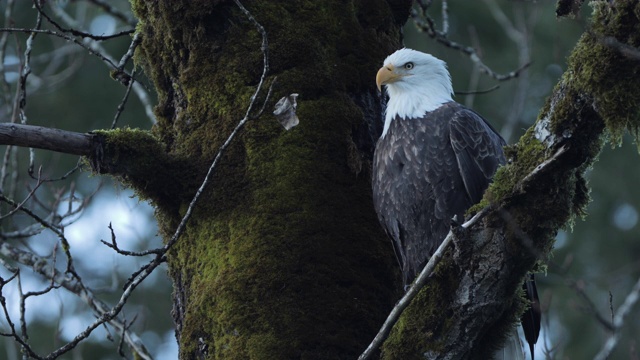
[0,0,638,359]
[1,1,174,359]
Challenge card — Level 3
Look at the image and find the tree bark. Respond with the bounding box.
[0,123,93,156]
[2,0,637,359]
[128,1,410,359]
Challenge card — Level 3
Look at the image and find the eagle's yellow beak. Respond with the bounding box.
[376,64,400,91]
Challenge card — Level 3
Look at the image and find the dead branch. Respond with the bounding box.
[0,123,93,156]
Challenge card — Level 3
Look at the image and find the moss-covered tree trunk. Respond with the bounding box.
[126,1,410,358]
[82,0,639,359]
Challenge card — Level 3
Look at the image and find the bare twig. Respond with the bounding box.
[482,0,535,142]
[19,8,43,179]
[111,68,137,129]
[411,5,530,82]
[111,33,142,86]
[2,271,43,358]
[0,168,42,220]
[441,0,449,35]
[0,240,153,360]
[358,207,491,360]
[0,0,16,108]
[455,84,500,96]
[463,25,482,107]
[33,0,134,41]
[609,291,614,324]
[86,0,137,27]
[101,223,162,256]
[47,3,155,123]
[567,279,615,332]
[117,33,141,71]
[152,0,272,256]
[594,275,640,360]
[0,27,120,68]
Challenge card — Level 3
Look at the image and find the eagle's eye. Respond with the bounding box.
[404,62,414,70]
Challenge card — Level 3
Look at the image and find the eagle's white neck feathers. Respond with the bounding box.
[381,49,453,137]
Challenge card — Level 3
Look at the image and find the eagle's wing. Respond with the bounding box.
[448,108,506,204]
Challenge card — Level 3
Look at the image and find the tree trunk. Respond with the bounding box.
[6,0,635,358]
[128,1,411,358]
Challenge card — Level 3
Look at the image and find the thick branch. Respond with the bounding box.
[380,1,640,358]
[0,123,189,207]
[0,123,93,156]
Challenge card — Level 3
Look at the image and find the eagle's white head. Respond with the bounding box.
[376,48,453,137]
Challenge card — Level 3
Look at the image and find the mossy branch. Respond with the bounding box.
[91,128,196,205]
[0,123,189,206]
[380,1,640,358]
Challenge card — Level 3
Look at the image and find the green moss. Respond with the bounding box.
[127,1,408,358]
[381,257,458,358]
[566,0,640,145]
[166,93,402,358]
[91,128,197,210]
[456,8,639,355]
[471,0,639,251]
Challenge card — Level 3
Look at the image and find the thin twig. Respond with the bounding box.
[33,0,134,41]
[609,291,614,324]
[411,4,530,82]
[0,240,154,360]
[46,3,154,122]
[19,8,42,179]
[0,192,80,282]
[117,32,141,71]
[111,67,137,129]
[0,168,42,220]
[86,0,137,27]
[567,279,615,331]
[358,207,491,360]
[0,27,120,69]
[455,84,500,96]
[156,0,271,256]
[463,24,482,108]
[482,0,534,142]
[594,275,640,360]
[101,222,162,256]
[0,0,16,108]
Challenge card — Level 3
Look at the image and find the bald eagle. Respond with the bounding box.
[372,48,540,359]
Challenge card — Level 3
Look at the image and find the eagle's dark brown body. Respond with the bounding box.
[373,101,506,285]
[372,101,540,358]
